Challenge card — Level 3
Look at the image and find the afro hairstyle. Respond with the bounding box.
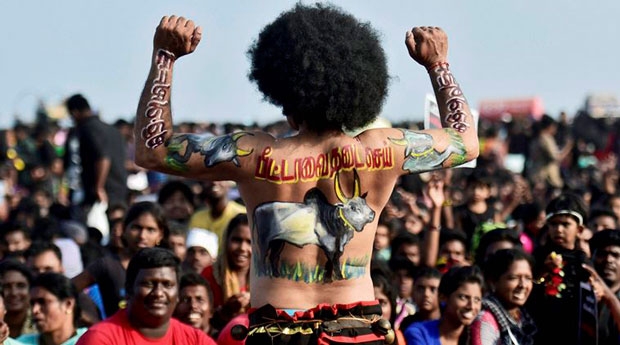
[248,3,389,132]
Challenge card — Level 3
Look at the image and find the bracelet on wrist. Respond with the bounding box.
[427,61,449,72]
[442,199,453,207]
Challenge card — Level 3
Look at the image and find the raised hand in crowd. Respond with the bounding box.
[421,179,444,268]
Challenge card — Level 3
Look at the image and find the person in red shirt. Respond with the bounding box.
[76,247,216,345]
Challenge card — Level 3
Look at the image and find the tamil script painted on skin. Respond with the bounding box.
[255,144,394,183]
[142,49,175,149]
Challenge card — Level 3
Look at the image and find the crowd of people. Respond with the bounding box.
[1,98,619,345]
[0,3,619,345]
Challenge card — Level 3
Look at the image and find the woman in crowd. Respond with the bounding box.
[17,273,86,345]
[403,266,484,345]
[201,214,251,331]
[72,201,169,317]
[0,285,23,345]
[0,261,35,339]
[470,249,537,345]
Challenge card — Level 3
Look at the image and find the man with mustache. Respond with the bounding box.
[76,248,216,345]
[173,272,215,338]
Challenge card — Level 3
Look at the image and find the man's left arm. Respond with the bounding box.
[134,16,261,182]
[134,16,202,174]
[369,27,479,178]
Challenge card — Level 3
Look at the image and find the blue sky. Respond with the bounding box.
[1,1,619,129]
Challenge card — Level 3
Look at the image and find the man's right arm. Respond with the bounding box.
[134,16,263,181]
[411,27,478,167]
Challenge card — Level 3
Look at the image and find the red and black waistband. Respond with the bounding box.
[241,301,394,345]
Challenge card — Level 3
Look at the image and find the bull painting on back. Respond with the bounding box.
[253,169,375,283]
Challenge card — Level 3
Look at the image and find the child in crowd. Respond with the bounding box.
[454,170,498,241]
[401,267,442,330]
[528,193,594,345]
[404,266,484,345]
[388,257,417,330]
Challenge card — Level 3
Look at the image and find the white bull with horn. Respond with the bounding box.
[253,169,375,282]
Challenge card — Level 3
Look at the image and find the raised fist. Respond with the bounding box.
[405,26,448,68]
[154,15,202,58]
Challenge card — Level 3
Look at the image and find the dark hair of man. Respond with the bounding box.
[168,221,187,238]
[123,201,170,243]
[370,259,393,279]
[438,265,484,298]
[24,241,63,262]
[65,94,91,113]
[0,220,31,244]
[538,114,557,131]
[607,193,620,206]
[106,202,128,219]
[466,169,493,188]
[179,272,214,309]
[482,249,533,284]
[474,229,522,265]
[512,202,544,225]
[588,207,618,223]
[590,229,620,254]
[248,3,388,132]
[0,260,33,285]
[414,266,442,282]
[125,247,181,295]
[31,272,81,324]
[439,229,468,249]
[388,255,417,278]
[390,231,420,252]
[157,180,195,209]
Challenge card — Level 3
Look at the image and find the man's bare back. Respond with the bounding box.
[134,6,478,317]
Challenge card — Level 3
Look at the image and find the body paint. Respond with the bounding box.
[254,144,393,184]
[252,169,375,283]
[165,132,254,171]
[390,129,466,173]
[142,49,175,149]
[433,64,470,133]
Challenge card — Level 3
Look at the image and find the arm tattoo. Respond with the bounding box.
[390,129,466,173]
[142,49,175,149]
[433,64,470,133]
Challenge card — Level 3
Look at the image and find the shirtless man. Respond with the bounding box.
[135,4,478,344]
